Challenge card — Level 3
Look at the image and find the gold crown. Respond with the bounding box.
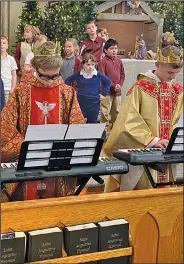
[156,47,183,64]
[32,40,61,57]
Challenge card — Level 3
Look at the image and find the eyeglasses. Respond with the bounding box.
[36,69,60,81]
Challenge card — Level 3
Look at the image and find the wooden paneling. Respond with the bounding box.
[102,7,112,13]
[98,13,150,21]
[97,19,158,53]
[2,187,183,263]
[143,21,158,52]
[157,211,183,263]
[146,22,157,31]
[97,20,145,53]
[31,248,132,263]
[132,213,159,263]
[115,2,123,14]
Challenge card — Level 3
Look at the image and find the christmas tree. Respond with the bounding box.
[15,1,43,42]
[148,1,183,46]
[42,1,97,50]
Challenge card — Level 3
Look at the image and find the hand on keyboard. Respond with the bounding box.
[154,139,169,149]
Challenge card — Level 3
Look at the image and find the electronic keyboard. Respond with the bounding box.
[1,157,129,184]
[113,148,184,165]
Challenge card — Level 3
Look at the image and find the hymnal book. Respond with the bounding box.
[1,232,26,264]
[98,219,129,264]
[27,227,63,262]
[64,223,98,257]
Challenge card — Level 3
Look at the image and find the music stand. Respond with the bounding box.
[17,138,103,170]
[144,127,184,188]
[1,138,104,199]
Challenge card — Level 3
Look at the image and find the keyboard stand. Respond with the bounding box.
[144,127,184,188]
[19,138,104,196]
[74,175,104,195]
[143,165,157,188]
[144,164,184,188]
[2,138,104,200]
[1,183,12,201]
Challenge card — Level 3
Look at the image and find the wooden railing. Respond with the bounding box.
[2,187,183,263]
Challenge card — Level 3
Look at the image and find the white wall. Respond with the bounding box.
[121,59,183,101]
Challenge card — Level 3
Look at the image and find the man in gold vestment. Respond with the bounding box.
[1,41,85,202]
[104,45,183,192]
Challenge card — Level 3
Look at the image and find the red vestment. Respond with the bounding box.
[1,73,85,202]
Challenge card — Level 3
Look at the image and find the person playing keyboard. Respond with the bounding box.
[1,41,85,202]
[103,45,183,192]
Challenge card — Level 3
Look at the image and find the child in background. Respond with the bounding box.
[24,34,47,73]
[65,53,111,123]
[98,38,125,129]
[1,36,17,101]
[1,78,5,111]
[80,21,105,63]
[15,24,40,77]
[60,38,81,81]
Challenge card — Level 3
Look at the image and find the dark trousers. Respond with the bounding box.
[77,95,100,123]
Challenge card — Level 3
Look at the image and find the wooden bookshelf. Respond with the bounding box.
[29,247,132,263]
[2,186,183,263]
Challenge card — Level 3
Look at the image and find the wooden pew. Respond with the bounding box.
[2,187,183,263]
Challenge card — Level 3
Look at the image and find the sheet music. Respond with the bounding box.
[25,124,68,141]
[22,124,105,168]
[171,113,183,152]
[65,123,106,139]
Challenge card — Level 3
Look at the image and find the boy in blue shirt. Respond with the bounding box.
[65,53,111,123]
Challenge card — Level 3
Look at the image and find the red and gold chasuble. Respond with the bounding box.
[1,73,85,202]
[25,86,60,200]
[139,80,181,183]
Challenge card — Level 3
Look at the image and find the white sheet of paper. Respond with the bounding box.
[72,148,95,157]
[171,143,183,152]
[65,123,106,139]
[26,151,51,159]
[74,140,97,148]
[28,142,53,150]
[24,159,49,167]
[25,124,68,141]
[177,113,183,128]
[170,114,183,152]
[70,156,93,164]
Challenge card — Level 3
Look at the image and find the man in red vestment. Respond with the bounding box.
[1,41,85,202]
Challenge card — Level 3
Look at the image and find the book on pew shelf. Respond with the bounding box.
[27,227,63,262]
[97,219,129,264]
[64,223,98,261]
[1,232,26,264]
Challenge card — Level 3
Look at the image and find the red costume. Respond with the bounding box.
[1,73,85,202]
